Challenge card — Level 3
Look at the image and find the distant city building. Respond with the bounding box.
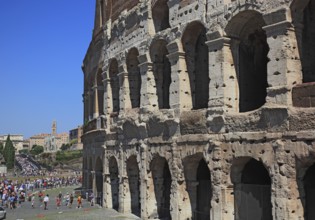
[29,121,69,152]
[0,134,24,152]
[44,132,69,152]
[29,133,50,149]
[69,126,83,150]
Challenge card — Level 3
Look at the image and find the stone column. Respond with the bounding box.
[83,93,89,123]
[167,40,193,112]
[138,54,158,112]
[103,173,112,208]
[263,9,302,106]
[169,147,191,220]
[91,171,97,196]
[272,140,303,220]
[118,70,132,112]
[140,143,148,219]
[103,77,112,114]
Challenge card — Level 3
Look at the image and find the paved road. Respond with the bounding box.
[4,186,140,220]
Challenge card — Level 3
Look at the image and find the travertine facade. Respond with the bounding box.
[82,0,315,219]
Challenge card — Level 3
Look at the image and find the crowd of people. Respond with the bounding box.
[0,175,82,210]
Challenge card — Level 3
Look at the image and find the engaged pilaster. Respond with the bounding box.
[167,40,193,113]
[206,33,238,113]
[118,66,132,112]
[138,54,158,112]
[263,9,302,106]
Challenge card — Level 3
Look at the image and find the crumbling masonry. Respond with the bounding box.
[82,0,315,219]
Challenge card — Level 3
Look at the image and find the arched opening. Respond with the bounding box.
[182,22,209,109]
[126,156,141,217]
[301,0,315,82]
[97,70,104,115]
[109,157,119,211]
[127,48,141,108]
[184,154,211,220]
[109,59,120,113]
[226,11,269,112]
[150,40,171,109]
[233,158,272,220]
[152,0,170,32]
[196,159,211,220]
[303,163,315,219]
[150,156,171,219]
[95,157,103,206]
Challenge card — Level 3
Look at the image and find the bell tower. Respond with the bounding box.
[52,120,57,136]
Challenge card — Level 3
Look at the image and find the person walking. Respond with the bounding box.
[43,194,49,210]
[31,194,35,208]
[77,195,82,209]
[69,193,74,208]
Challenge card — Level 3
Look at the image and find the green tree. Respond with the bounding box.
[19,149,29,154]
[0,142,3,155]
[60,143,70,151]
[3,135,15,169]
[30,145,44,156]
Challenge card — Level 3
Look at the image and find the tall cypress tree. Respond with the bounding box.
[3,135,15,169]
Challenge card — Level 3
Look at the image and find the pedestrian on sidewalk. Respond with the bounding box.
[43,194,49,210]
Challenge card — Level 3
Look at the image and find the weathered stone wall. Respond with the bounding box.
[82,0,315,219]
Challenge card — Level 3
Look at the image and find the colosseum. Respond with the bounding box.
[81,0,315,219]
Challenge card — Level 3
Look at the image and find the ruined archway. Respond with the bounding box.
[126,155,141,217]
[109,59,120,113]
[232,158,272,220]
[226,10,269,112]
[127,48,141,108]
[150,39,171,109]
[150,155,171,219]
[95,157,103,205]
[109,156,119,211]
[184,153,212,220]
[303,163,315,219]
[182,22,209,110]
[152,0,170,32]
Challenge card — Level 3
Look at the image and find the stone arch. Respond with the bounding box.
[182,21,209,110]
[109,59,120,113]
[109,156,119,211]
[95,157,103,205]
[225,10,269,112]
[150,39,171,109]
[127,48,141,108]
[183,153,212,220]
[231,157,272,220]
[291,0,315,82]
[149,155,171,219]
[96,69,104,115]
[126,155,141,217]
[152,0,170,32]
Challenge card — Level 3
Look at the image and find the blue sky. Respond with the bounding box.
[0,1,95,139]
